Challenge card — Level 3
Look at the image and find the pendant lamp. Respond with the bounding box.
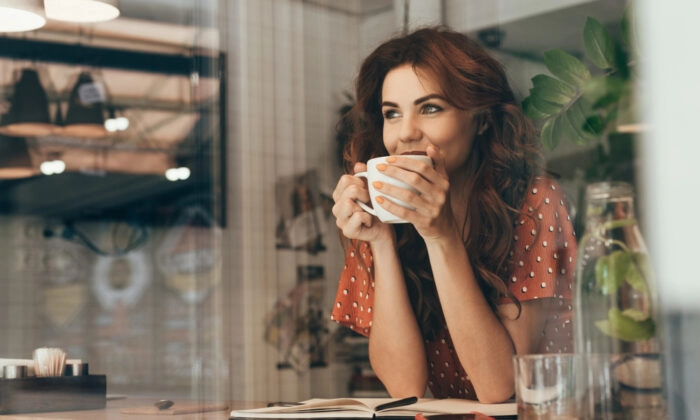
[61,72,107,138]
[0,136,36,179]
[0,0,45,32]
[0,68,54,137]
[44,0,120,23]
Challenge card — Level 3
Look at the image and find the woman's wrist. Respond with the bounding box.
[422,220,464,251]
[369,228,397,252]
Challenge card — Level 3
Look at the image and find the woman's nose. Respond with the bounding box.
[399,115,421,142]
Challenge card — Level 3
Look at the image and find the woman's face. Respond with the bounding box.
[381,64,479,175]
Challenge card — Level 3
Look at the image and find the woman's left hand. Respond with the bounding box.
[374,145,458,240]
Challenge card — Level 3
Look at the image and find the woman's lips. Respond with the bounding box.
[400,150,427,155]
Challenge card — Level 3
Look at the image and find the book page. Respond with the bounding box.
[387,399,516,417]
[230,398,517,419]
[230,398,393,418]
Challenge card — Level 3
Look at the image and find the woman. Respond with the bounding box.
[330,26,576,403]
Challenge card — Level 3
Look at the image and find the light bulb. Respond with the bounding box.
[40,159,66,176]
[165,166,190,181]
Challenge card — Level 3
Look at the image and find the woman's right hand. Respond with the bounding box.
[332,162,393,243]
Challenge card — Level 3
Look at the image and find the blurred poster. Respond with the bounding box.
[155,197,225,386]
[264,266,329,371]
[275,169,327,255]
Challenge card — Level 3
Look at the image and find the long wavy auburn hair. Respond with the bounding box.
[341,26,543,339]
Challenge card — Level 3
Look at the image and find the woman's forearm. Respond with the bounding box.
[424,234,516,403]
[368,238,428,397]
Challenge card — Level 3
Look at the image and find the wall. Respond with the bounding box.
[225,0,392,402]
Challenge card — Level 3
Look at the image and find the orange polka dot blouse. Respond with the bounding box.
[330,177,577,399]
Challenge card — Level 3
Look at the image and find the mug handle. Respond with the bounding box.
[354,172,377,216]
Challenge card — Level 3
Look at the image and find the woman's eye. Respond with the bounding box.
[422,104,442,114]
[383,109,400,120]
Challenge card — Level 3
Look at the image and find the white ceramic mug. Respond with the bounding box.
[354,154,432,224]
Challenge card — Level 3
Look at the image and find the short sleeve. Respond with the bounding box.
[330,240,375,336]
[505,177,577,303]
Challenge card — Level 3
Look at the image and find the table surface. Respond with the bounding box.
[0,396,262,419]
[0,398,515,420]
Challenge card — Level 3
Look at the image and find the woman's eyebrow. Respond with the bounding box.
[414,94,445,104]
[381,94,445,108]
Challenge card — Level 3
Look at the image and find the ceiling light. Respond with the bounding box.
[0,136,36,179]
[40,152,65,176]
[0,0,45,32]
[40,159,65,175]
[0,68,54,137]
[44,0,120,23]
[61,72,107,138]
[104,108,129,132]
[165,166,190,182]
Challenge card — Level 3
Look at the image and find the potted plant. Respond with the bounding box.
[521,10,639,155]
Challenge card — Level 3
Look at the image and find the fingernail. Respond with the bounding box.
[376,163,387,171]
[372,181,383,189]
[375,196,385,204]
[386,157,397,163]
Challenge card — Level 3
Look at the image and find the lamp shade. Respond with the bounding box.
[0,0,45,32]
[61,72,107,138]
[0,68,54,137]
[44,0,119,23]
[0,136,36,179]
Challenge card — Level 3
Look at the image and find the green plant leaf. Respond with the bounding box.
[621,7,631,49]
[592,93,620,111]
[560,110,589,146]
[621,308,649,322]
[522,97,550,120]
[583,75,628,110]
[583,115,606,135]
[540,116,561,150]
[595,319,614,336]
[582,76,609,103]
[560,99,596,146]
[544,49,591,88]
[584,17,616,70]
[626,252,651,292]
[572,99,599,136]
[595,250,631,294]
[531,74,577,105]
[528,90,564,115]
[620,4,638,62]
[596,307,656,341]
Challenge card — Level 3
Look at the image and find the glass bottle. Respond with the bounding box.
[574,182,666,419]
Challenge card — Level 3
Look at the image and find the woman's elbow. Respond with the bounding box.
[474,385,514,404]
[370,358,428,397]
[383,377,427,399]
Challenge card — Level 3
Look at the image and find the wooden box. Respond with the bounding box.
[0,375,106,414]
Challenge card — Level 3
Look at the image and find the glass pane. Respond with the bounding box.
[0,0,225,403]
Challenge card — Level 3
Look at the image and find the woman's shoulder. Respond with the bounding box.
[521,176,569,211]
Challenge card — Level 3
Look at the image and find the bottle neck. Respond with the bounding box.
[584,194,636,231]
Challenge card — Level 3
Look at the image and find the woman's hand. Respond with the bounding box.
[332,162,393,243]
[372,145,456,240]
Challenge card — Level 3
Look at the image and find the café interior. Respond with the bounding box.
[0,0,698,417]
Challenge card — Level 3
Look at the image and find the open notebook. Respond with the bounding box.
[230,397,517,419]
